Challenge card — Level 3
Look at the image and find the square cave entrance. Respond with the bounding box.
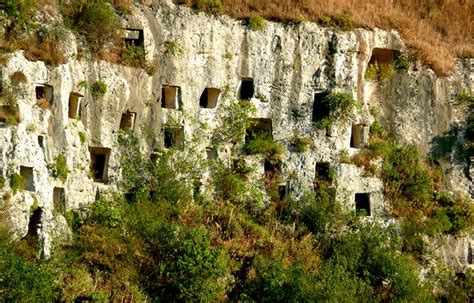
[239,77,254,100]
[200,87,221,109]
[35,84,53,106]
[313,92,330,122]
[368,48,400,65]
[89,147,111,183]
[161,85,181,109]
[245,118,273,144]
[20,166,35,191]
[68,92,83,119]
[124,28,144,49]
[163,126,184,149]
[355,193,371,216]
[315,162,331,181]
[120,112,136,132]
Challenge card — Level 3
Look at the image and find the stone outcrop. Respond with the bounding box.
[0,2,471,267]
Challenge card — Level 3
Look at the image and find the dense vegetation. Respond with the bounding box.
[1,108,473,300]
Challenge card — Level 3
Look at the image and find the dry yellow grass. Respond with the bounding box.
[182,0,473,75]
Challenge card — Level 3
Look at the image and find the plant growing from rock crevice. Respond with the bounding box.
[319,92,359,128]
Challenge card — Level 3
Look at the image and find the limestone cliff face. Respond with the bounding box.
[0,3,471,268]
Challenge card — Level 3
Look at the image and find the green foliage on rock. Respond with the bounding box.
[243,136,286,164]
[194,0,223,14]
[319,12,353,31]
[319,92,359,128]
[47,154,69,181]
[91,80,107,98]
[9,173,24,194]
[249,13,266,31]
[61,0,119,52]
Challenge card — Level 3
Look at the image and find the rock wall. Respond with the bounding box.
[0,2,471,265]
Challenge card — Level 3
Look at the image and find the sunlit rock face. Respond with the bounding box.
[0,3,471,265]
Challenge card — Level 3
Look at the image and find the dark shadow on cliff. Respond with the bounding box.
[430,122,470,179]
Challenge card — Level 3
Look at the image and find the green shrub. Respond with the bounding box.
[78,131,87,144]
[163,39,184,57]
[195,0,223,14]
[394,55,409,70]
[62,0,119,52]
[365,62,395,81]
[0,248,57,301]
[89,196,123,228]
[213,100,257,144]
[3,0,38,33]
[319,92,359,128]
[91,80,107,98]
[122,44,146,66]
[292,136,312,153]
[65,210,83,230]
[10,173,24,194]
[380,144,433,212]
[319,12,353,31]
[243,137,286,164]
[249,13,266,31]
[240,256,315,301]
[47,154,69,181]
[151,225,228,301]
[456,91,474,107]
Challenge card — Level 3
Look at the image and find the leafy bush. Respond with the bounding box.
[47,154,69,181]
[78,131,87,144]
[91,80,107,98]
[89,196,123,228]
[394,55,409,70]
[249,13,266,31]
[213,100,256,144]
[150,225,228,301]
[243,137,286,164]
[365,62,394,81]
[62,0,119,52]
[0,248,57,301]
[292,136,312,153]
[240,256,315,301]
[195,0,223,14]
[319,92,359,128]
[379,144,433,212]
[456,91,474,107]
[2,0,37,32]
[122,44,146,66]
[10,173,24,194]
[163,39,184,56]
[319,12,353,31]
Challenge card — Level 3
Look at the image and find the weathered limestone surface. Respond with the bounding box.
[0,2,471,266]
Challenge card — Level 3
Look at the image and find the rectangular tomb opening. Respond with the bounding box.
[355,193,371,216]
[68,92,83,119]
[245,118,273,143]
[200,87,221,109]
[163,127,184,149]
[20,166,34,191]
[239,78,254,100]
[120,112,136,132]
[35,84,53,106]
[89,147,111,183]
[161,85,180,109]
[313,92,330,122]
